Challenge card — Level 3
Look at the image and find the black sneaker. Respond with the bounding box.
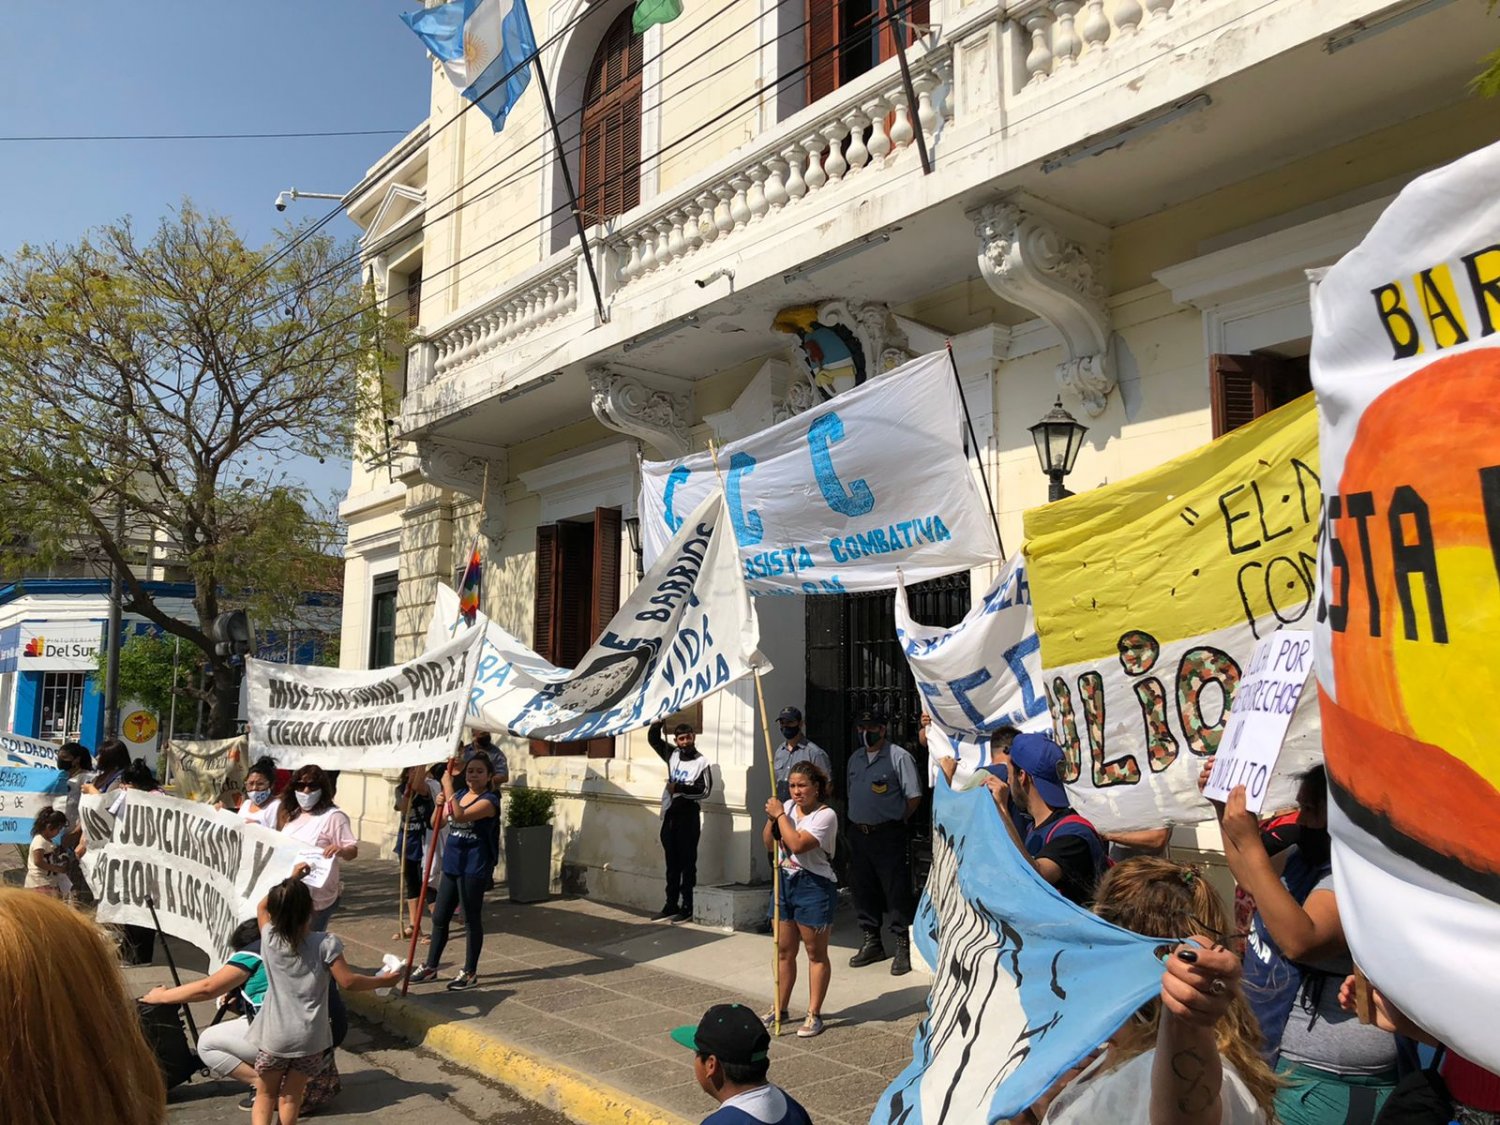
[238,1091,256,1111]
[650,905,678,922]
[446,970,478,991]
[670,910,692,925]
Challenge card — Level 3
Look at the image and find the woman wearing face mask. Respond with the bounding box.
[1202,763,1398,1124]
[276,765,358,931]
[236,758,282,828]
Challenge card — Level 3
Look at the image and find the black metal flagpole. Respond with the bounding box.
[885,0,932,175]
[946,341,1004,558]
[528,35,608,324]
[145,894,201,1043]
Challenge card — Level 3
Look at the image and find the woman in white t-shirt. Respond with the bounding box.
[234,757,283,829]
[761,761,838,1039]
[1021,858,1281,1125]
[275,764,358,931]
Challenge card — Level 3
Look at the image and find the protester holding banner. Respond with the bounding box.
[650,719,714,925]
[52,739,92,838]
[394,763,445,940]
[235,756,283,829]
[0,887,168,1124]
[25,808,69,896]
[987,733,1107,908]
[409,754,502,992]
[1205,765,1398,1123]
[761,761,838,1039]
[84,737,131,795]
[844,708,921,976]
[1027,858,1280,1124]
[275,764,358,930]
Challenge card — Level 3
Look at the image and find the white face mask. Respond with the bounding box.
[294,789,322,811]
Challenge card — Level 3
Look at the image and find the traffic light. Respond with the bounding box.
[210,610,253,658]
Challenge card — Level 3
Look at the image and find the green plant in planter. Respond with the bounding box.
[506,787,555,829]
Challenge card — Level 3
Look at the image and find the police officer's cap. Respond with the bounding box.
[777,706,802,722]
[854,707,887,726]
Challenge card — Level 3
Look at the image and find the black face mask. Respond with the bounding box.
[860,730,882,749]
[677,742,698,758]
[780,725,800,741]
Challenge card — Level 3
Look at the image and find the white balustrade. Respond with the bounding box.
[427,260,581,382]
[603,47,953,290]
[1013,0,1182,86]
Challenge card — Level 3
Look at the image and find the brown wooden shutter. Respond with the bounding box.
[1210,354,1314,437]
[578,10,643,226]
[584,507,623,759]
[807,0,838,103]
[531,524,560,757]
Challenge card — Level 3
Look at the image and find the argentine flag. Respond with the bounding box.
[402,0,537,133]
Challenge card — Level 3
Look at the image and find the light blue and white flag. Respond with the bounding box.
[874,779,1166,1124]
[402,0,536,133]
[0,765,68,845]
[1,730,61,770]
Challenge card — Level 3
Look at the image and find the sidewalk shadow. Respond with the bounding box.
[828,985,932,1025]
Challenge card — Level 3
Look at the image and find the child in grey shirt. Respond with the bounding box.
[248,867,398,1124]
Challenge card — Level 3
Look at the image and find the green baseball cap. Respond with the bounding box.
[669,1003,770,1065]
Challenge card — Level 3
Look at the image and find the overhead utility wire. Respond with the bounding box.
[233,1,926,376]
[241,0,840,321]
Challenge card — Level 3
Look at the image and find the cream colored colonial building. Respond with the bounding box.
[331,0,1500,920]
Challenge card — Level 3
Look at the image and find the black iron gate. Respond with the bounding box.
[805,573,973,885]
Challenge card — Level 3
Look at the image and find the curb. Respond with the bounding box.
[345,990,693,1125]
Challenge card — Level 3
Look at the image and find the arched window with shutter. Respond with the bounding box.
[806,0,929,103]
[578,10,644,227]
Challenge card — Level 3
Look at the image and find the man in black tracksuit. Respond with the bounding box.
[649,721,713,924]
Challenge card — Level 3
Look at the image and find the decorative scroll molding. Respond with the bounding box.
[588,368,690,459]
[971,201,1114,415]
[415,438,507,540]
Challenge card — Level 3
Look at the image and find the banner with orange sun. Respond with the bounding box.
[1310,138,1500,1071]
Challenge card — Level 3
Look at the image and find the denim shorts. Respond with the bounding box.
[778,868,839,930]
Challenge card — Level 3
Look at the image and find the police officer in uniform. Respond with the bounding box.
[844,708,922,975]
[773,707,833,802]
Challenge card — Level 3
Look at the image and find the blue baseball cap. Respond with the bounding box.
[1008,733,1070,809]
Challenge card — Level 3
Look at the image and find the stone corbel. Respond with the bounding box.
[971,201,1115,416]
[588,368,690,459]
[416,438,507,541]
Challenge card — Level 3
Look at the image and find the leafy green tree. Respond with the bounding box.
[93,631,196,727]
[0,204,400,736]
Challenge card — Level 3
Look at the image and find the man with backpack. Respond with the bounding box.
[984,733,1107,907]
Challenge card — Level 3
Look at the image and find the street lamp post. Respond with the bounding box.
[1028,397,1089,502]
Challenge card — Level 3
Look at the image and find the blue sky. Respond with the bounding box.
[0,2,433,503]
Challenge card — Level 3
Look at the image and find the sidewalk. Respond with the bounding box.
[331,858,929,1125]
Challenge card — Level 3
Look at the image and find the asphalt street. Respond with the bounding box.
[165,1015,574,1124]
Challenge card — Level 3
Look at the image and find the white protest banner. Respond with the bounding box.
[874,780,1165,1123]
[1024,396,1322,832]
[434,492,768,740]
[897,556,1051,746]
[165,736,247,803]
[1,730,60,769]
[0,765,69,844]
[1309,139,1500,1070]
[640,351,999,595]
[79,791,301,966]
[247,623,483,771]
[1203,630,1313,812]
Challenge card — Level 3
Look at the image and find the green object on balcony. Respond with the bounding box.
[632,0,682,35]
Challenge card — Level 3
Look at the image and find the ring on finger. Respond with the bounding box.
[1208,978,1228,996]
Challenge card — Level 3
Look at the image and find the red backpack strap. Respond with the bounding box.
[1043,814,1095,842]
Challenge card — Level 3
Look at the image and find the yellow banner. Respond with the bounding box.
[1022,395,1321,829]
